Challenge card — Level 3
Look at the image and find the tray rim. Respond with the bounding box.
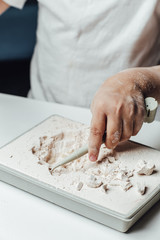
[0,162,159,221]
[0,114,159,220]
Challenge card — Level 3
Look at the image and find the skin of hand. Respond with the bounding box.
[0,0,10,15]
[89,66,160,162]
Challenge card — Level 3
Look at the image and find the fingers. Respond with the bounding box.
[132,104,145,136]
[129,96,145,136]
[89,94,145,162]
[121,119,133,142]
[119,99,144,140]
[120,98,135,141]
[105,114,122,149]
[89,112,106,162]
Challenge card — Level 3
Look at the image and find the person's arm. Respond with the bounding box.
[88,65,160,161]
[0,0,26,14]
[0,0,10,14]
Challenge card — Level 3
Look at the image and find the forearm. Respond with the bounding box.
[89,64,160,160]
[120,66,160,103]
[0,0,10,14]
[143,65,160,102]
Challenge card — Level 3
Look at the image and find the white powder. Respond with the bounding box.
[112,131,120,144]
[0,115,159,215]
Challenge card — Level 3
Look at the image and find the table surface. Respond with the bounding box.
[0,93,160,240]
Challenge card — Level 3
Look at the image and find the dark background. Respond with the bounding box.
[0,0,38,97]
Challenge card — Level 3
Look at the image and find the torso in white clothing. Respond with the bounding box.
[5,0,160,107]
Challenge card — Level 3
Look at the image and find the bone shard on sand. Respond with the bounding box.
[1,115,159,216]
[77,182,83,191]
[108,156,115,163]
[31,134,155,195]
[86,175,103,188]
[102,184,108,193]
[30,116,158,201]
[137,182,146,195]
[136,160,155,175]
[31,146,36,154]
[120,181,133,191]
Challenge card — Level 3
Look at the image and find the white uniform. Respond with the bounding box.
[4,0,160,107]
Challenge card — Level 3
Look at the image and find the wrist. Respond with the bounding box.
[133,67,160,102]
[117,67,157,98]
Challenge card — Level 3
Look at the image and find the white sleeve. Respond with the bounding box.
[3,0,27,9]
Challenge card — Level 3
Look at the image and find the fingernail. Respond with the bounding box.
[89,154,97,162]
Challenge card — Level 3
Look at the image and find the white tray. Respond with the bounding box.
[0,115,159,232]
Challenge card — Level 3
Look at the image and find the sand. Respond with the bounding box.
[0,115,159,215]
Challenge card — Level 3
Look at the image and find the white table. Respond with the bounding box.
[0,93,159,240]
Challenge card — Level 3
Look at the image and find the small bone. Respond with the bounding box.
[137,182,146,195]
[31,146,36,154]
[102,184,108,193]
[97,151,109,162]
[137,160,155,175]
[97,144,114,162]
[127,170,134,178]
[121,181,133,191]
[86,175,103,188]
[77,182,83,191]
[108,156,115,163]
[115,171,126,180]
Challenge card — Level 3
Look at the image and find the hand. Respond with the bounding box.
[88,68,149,162]
[0,0,10,15]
